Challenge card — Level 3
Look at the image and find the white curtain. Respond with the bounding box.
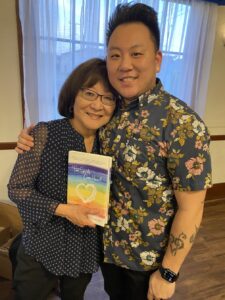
[158,0,218,116]
[18,0,218,125]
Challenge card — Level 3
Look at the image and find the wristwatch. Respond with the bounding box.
[159,266,179,283]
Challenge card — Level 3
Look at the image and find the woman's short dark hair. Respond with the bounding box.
[58,58,116,118]
[106,3,160,51]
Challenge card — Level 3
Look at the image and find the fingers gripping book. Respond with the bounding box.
[67,151,112,226]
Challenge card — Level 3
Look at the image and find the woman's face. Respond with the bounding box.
[71,81,116,136]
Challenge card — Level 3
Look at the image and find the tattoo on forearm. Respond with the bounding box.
[189,225,199,244]
[169,232,187,256]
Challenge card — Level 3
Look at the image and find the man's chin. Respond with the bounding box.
[122,94,139,103]
[118,90,138,101]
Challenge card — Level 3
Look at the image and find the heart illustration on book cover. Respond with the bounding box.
[75,183,97,203]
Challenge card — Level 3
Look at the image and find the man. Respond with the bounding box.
[16,3,212,300]
[99,3,212,300]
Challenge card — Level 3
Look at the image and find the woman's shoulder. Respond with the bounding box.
[28,119,67,145]
[33,118,68,132]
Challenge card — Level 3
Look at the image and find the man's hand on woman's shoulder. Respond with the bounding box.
[15,124,35,154]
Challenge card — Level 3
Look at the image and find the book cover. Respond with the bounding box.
[67,150,112,226]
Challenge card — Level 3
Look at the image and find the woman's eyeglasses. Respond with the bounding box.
[80,88,116,106]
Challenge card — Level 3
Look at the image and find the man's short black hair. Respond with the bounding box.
[106,3,160,50]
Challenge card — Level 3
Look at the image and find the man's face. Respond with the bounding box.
[107,22,162,103]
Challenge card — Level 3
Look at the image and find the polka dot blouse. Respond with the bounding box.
[8,118,102,277]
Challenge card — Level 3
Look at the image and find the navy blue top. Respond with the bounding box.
[8,118,102,277]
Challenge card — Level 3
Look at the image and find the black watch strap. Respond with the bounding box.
[159,266,179,283]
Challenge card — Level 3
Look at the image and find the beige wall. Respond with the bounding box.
[205,6,225,135]
[210,141,225,184]
[0,0,22,203]
[204,6,225,183]
[0,2,225,203]
[0,0,22,141]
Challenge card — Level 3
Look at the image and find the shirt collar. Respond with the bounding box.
[138,78,164,108]
[119,78,164,111]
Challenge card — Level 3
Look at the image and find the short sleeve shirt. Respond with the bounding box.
[8,118,102,277]
[99,80,212,271]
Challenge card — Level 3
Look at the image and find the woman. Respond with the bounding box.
[8,58,116,300]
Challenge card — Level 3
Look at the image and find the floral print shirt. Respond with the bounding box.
[99,79,212,271]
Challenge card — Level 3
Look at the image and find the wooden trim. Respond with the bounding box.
[15,0,25,126]
[210,135,225,141]
[0,143,17,150]
[205,183,225,201]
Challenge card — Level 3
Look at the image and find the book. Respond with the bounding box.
[67,150,112,226]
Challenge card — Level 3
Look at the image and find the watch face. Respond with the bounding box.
[159,267,179,283]
[163,269,175,282]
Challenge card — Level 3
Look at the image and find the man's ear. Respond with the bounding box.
[155,50,163,73]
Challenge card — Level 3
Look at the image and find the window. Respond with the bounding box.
[18,0,217,123]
